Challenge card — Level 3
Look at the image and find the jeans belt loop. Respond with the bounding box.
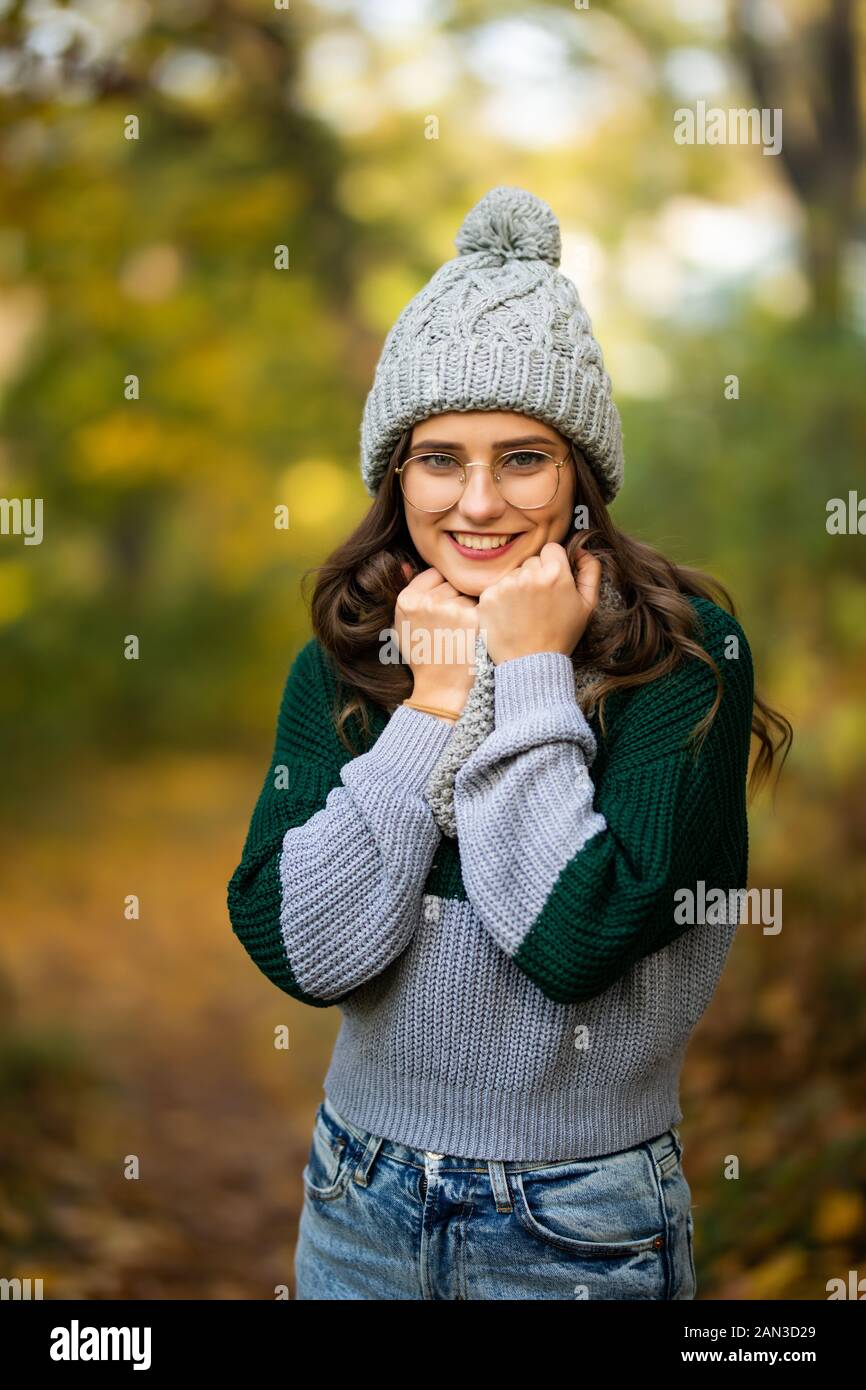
[352,1132,384,1187]
[488,1159,513,1213]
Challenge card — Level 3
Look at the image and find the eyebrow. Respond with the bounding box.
[409,434,559,451]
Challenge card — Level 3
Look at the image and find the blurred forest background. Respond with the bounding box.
[0,0,864,1300]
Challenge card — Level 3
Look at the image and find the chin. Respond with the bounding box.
[443,561,514,598]
[451,575,486,598]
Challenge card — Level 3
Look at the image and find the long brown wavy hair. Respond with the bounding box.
[305,430,792,802]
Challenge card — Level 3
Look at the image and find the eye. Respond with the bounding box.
[499,450,551,472]
[416,453,462,472]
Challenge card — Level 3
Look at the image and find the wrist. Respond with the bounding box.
[403,698,460,723]
[409,681,469,716]
[490,645,569,664]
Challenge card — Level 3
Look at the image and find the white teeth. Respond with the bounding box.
[453,533,513,551]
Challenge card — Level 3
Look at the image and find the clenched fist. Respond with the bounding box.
[477,542,601,665]
[395,565,480,715]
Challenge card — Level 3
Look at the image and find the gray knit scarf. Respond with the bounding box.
[425,573,626,838]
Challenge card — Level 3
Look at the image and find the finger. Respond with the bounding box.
[574,551,602,608]
[406,566,446,591]
[428,578,460,599]
[538,541,568,581]
[573,546,601,579]
[400,561,415,584]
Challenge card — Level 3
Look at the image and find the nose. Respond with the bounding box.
[455,462,508,524]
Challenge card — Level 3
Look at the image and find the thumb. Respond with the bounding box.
[400,561,415,584]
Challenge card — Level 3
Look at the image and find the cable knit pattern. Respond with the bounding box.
[227,595,753,1160]
[359,186,625,504]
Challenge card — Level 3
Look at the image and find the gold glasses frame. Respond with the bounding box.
[394,448,570,514]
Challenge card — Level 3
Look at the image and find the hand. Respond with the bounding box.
[395,564,480,714]
[476,542,602,665]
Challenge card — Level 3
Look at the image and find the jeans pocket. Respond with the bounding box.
[302,1102,356,1202]
[512,1147,667,1259]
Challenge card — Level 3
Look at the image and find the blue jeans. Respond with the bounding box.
[294,1095,697,1300]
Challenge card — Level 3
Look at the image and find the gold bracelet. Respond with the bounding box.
[402,699,460,722]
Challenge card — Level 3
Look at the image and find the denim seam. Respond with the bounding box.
[641,1139,675,1299]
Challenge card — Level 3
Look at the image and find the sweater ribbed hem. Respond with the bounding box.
[361,702,455,790]
[494,649,579,721]
[322,1046,685,1162]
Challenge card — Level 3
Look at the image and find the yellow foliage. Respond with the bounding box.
[745,1248,807,1299]
[813,1190,865,1243]
[0,560,31,624]
[279,457,354,529]
[357,263,427,336]
[72,410,208,482]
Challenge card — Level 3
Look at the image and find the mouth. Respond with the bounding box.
[446,531,522,559]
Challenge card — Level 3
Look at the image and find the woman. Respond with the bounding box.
[227,186,791,1300]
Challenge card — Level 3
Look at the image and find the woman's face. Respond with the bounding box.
[402,411,578,596]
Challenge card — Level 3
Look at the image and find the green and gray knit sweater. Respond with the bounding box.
[227,594,753,1161]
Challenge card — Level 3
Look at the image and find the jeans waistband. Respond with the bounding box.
[320,1093,682,1176]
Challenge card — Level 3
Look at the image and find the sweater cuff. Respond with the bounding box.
[363,702,455,791]
[494,651,580,723]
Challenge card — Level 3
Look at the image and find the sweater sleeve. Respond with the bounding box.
[452,598,754,1004]
[227,639,453,1006]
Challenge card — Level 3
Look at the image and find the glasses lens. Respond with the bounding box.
[400,454,464,511]
[496,452,560,508]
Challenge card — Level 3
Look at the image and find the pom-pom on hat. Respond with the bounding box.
[359,185,624,504]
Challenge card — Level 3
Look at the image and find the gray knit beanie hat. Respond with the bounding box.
[359,185,624,505]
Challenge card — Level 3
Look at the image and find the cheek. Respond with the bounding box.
[532,502,573,546]
[550,492,575,540]
[406,514,446,567]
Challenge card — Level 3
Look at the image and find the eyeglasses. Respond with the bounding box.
[395,449,568,513]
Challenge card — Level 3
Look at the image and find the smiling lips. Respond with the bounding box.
[447,531,522,559]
